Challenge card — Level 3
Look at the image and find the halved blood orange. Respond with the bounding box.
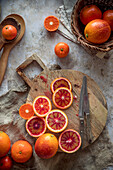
[46,109,68,133]
[44,16,59,32]
[59,129,81,153]
[50,77,72,93]
[33,96,52,117]
[19,103,35,120]
[26,116,46,137]
[52,87,73,109]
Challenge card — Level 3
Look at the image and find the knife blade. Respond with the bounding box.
[83,76,93,143]
[79,76,85,147]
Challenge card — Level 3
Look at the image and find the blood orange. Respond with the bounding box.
[46,109,68,133]
[84,19,111,44]
[11,140,32,163]
[103,10,113,31]
[33,96,52,117]
[54,42,69,58]
[50,77,72,93]
[80,5,102,25]
[35,133,58,159]
[19,103,35,120]
[26,116,46,137]
[52,87,73,109]
[0,131,11,157]
[44,16,59,32]
[2,25,17,40]
[59,129,81,153]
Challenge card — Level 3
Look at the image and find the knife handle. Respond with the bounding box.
[80,118,84,148]
[86,113,93,143]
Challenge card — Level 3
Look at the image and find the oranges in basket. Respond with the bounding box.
[80,4,113,44]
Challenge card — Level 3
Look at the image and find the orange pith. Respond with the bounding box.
[46,109,68,133]
[50,77,72,93]
[44,16,59,31]
[33,96,52,117]
[52,87,73,109]
[19,103,35,119]
[59,129,81,153]
[11,140,32,163]
[26,116,46,137]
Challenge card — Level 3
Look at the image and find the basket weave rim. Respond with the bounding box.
[71,0,113,52]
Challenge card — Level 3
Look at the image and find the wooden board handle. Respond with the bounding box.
[0,46,10,86]
[16,53,48,87]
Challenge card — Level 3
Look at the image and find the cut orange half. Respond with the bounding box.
[52,87,73,109]
[44,16,59,32]
[26,116,46,137]
[50,77,72,93]
[46,109,68,133]
[19,103,35,120]
[33,96,52,117]
[59,129,81,153]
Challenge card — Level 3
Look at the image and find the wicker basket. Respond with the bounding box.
[71,0,113,52]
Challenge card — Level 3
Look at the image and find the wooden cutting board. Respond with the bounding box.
[16,54,108,150]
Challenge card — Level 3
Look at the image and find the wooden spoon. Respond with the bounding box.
[0,14,25,86]
[0,17,20,50]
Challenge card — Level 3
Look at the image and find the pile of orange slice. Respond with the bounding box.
[18,77,81,154]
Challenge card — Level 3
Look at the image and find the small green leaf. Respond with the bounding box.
[86,33,88,38]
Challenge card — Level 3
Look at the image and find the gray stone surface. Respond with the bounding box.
[0,0,113,169]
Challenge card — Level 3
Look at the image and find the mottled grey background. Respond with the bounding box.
[0,0,113,169]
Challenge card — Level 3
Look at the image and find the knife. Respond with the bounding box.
[79,76,85,147]
[83,76,93,143]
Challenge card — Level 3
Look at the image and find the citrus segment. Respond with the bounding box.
[19,103,35,120]
[33,96,52,117]
[44,16,59,32]
[26,116,46,137]
[46,109,68,133]
[0,131,11,157]
[51,77,72,93]
[52,87,73,109]
[59,129,81,153]
[11,140,32,163]
[35,133,58,159]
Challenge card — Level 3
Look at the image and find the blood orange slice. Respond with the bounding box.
[26,116,46,137]
[44,16,59,32]
[46,109,68,133]
[33,96,52,117]
[52,87,73,109]
[59,129,81,153]
[19,103,35,120]
[51,77,72,93]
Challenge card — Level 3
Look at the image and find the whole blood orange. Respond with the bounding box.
[26,116,46,137]
[50,77,72,93]
[52,87,73,109]
[44,16,59,31]
[59,129,81,153]
[46,109,68,133]
[0,156,12,170]
[103,10,113,31]
[84,19,111,44]
[35,133,58,159]
[80,5,102,25]
[11,140,32,163]
[54,42,69,58]
[19,103,35,120]
[2,25,17,40]
[0,131,11,157]
[33,96,52,117]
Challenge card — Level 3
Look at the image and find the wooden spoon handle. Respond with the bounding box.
[0,47,10,85]
[0,38,4,51]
